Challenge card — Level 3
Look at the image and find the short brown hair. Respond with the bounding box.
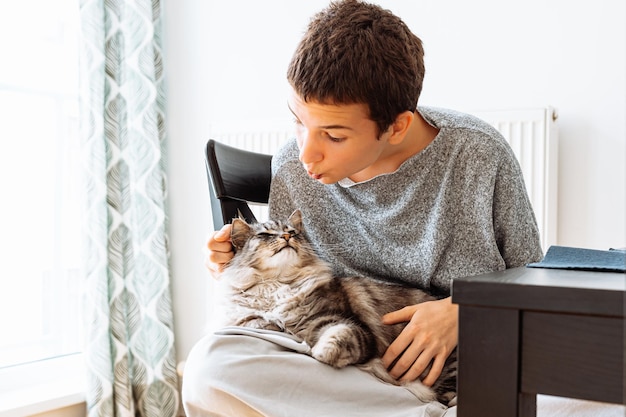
[287,0,425,136]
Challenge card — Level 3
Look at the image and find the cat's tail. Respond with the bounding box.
[357,359,437,403]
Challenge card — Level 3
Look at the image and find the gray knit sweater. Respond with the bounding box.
[268,107,543,295]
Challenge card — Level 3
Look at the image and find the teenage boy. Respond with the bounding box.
[184,1,542,416]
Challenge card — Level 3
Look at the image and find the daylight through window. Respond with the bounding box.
[0,0,83,368]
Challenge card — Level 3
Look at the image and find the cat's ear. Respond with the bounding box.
[230,218,252,251]
[288,209,303,231]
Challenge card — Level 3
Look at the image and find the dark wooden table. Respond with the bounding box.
[452,267,625,417]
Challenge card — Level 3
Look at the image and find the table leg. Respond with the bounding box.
[519,393,537,417]
[457,305,525,417]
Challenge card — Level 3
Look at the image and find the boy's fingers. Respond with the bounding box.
[213,224,232,242]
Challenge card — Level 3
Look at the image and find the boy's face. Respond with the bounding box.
[288,90,393,185]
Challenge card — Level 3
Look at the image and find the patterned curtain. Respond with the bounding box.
[78,0,179,416]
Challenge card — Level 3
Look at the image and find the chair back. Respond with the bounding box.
[204,139,273,229]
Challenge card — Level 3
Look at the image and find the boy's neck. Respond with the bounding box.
[405,111,439,157]
[348,112,439,183]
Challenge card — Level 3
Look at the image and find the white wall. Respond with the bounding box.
[163,0,626,362]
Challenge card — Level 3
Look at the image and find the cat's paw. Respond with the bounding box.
[311,324,361,368]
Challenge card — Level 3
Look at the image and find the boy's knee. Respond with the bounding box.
[182,333,270,417]
[182,334,236,391]
[182,334,237,415]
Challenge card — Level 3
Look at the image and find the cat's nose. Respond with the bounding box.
[282,233,291,241]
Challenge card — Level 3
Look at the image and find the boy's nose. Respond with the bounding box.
[298,134,322,165]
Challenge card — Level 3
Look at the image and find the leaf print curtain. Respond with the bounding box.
[78,0,179,416]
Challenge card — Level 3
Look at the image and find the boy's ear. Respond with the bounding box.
[230,218,252,251]
[387,110,414,145]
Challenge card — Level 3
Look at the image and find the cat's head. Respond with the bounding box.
[228,209,319,273]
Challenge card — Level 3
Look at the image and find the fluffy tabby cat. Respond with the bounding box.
[219,210,457,405]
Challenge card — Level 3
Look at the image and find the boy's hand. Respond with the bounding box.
[381,297,458,387]
[204,224,234,277]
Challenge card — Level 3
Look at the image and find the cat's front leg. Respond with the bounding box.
[310,323,372,368]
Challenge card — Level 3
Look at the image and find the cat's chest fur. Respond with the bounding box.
[222,268,331,331]
[233,280,301,313]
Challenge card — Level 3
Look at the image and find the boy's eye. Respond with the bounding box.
[324,132,345,142]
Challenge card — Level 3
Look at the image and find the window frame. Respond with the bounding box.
[0,353,86,416]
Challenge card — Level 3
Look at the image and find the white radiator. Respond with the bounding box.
[208,107,558,250]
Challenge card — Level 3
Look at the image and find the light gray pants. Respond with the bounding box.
[182,327,625,417]
[182,327,452,417]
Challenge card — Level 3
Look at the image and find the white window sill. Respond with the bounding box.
[0,354,86,417]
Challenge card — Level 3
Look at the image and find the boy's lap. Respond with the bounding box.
[183,328,451,417]
[184,329,624,417]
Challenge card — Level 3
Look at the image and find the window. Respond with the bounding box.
[0,1,82,370]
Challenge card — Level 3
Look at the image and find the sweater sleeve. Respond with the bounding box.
[492,151,544,267]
